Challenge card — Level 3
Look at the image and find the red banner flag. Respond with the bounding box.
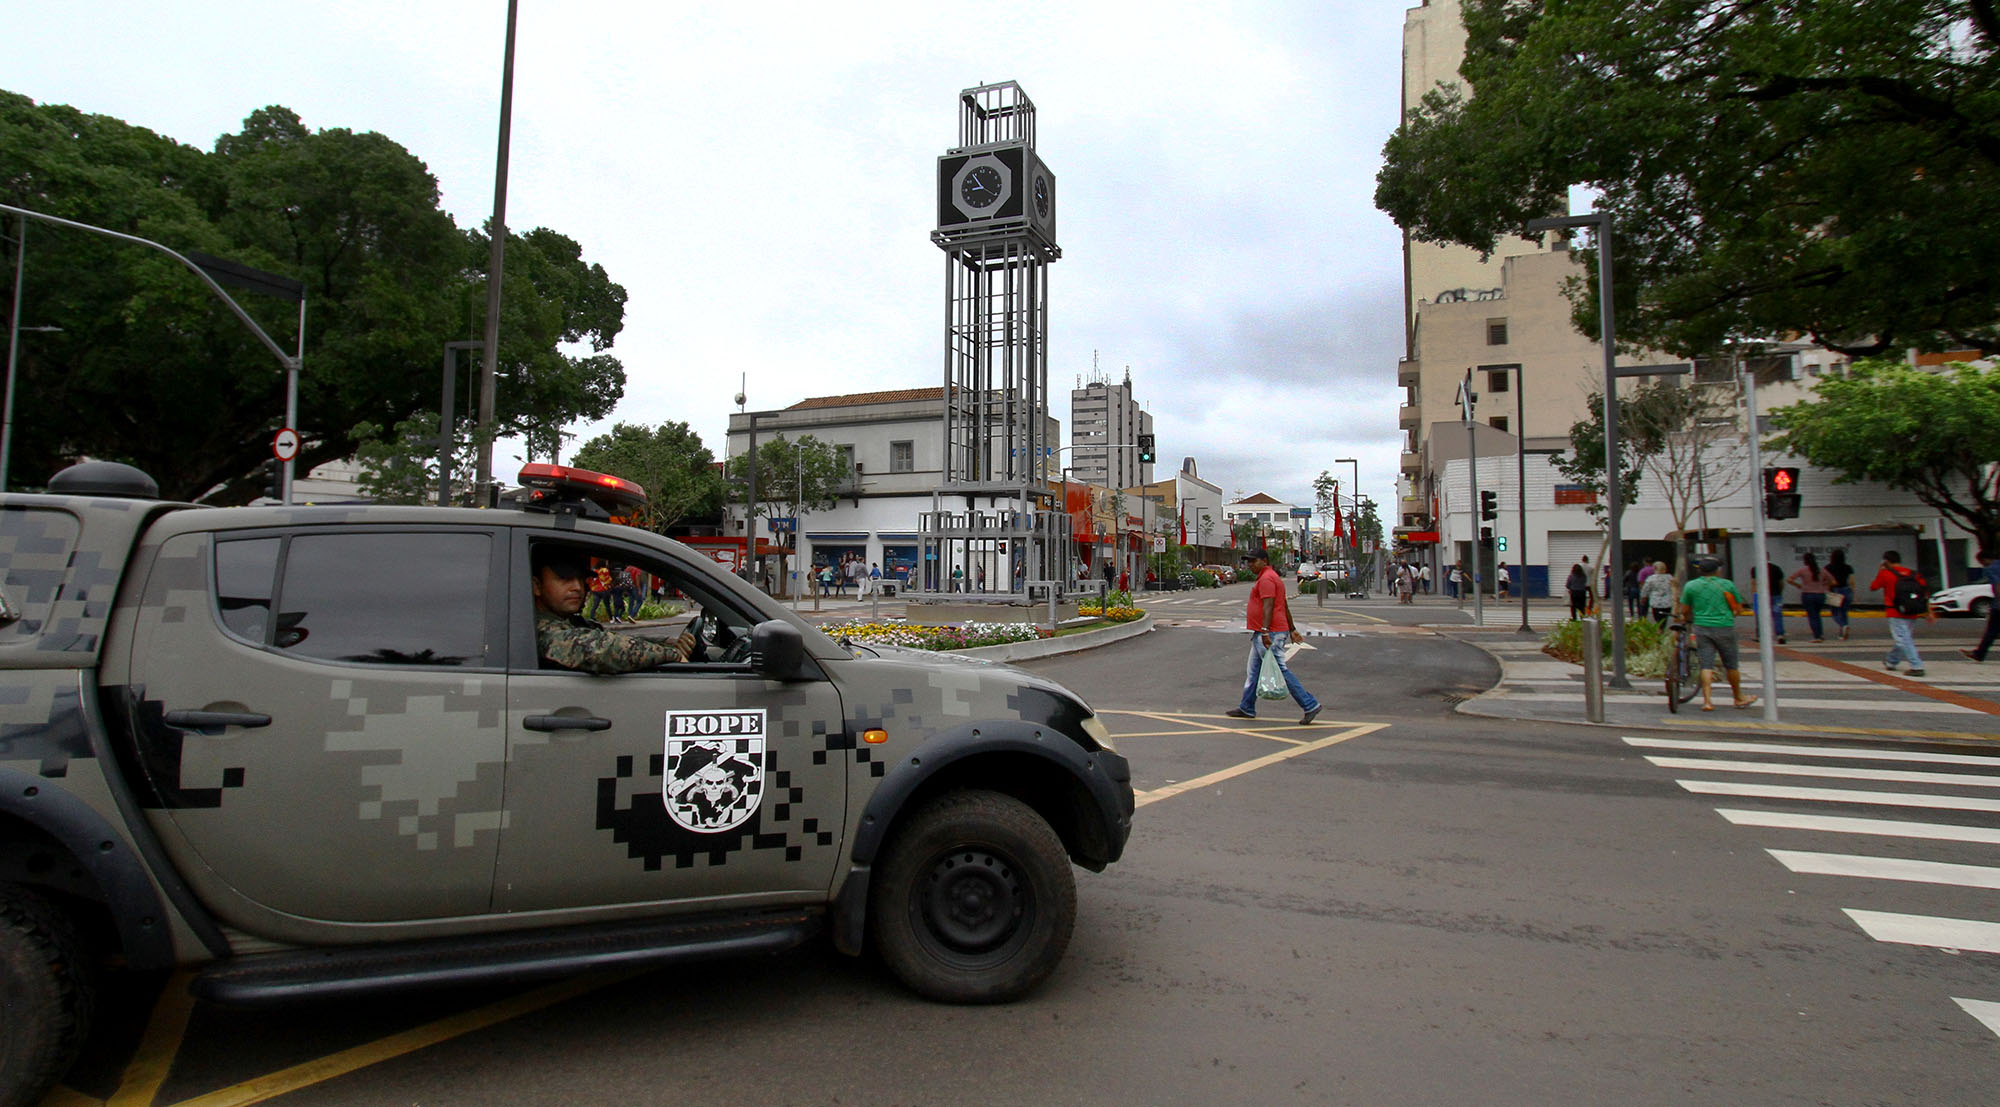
[1333,509,1345,540]
[1179,510,1187,546]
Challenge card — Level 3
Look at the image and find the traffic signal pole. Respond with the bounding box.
[1741,364,1780,722]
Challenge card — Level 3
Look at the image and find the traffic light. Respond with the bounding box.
[1496,535,1509,552]
[1136,433,1156,464]
[1479,525,1494,547]
[260,459,283,501]
[1479,490,1498,520]
[1763,466,1801,520]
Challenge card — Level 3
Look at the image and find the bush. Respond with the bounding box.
[1191,570,1217,588]
[633,600,684,621]
[1542,617,1669,678]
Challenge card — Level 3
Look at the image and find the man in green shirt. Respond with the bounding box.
[1677,557,1757,711]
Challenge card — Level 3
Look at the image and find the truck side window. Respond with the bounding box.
[215,537,280,644]
[275,532,493,667]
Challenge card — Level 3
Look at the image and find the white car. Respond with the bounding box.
[1929,581,1996,619]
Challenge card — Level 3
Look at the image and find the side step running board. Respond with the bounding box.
[195,908,823,1006]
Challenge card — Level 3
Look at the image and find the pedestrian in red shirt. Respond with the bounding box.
[1224,549,1321,724]
[1870,549,1936,676]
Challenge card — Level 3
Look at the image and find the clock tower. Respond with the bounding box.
[916,82,1070,606]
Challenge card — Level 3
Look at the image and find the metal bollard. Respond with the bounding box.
[1581,617,1604,723]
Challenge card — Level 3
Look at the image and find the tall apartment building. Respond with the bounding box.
[1069,367,1153,489]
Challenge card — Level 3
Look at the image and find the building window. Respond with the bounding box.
[890,441,914,473]
[1486,319,1508,345]
[837,444,855,475]
[1554,484,1597,506]
[1487,370,1509,393]
[1489,416,1509,432]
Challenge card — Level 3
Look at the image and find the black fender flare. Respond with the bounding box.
[0,767,180,968]
[831,719,1131,956]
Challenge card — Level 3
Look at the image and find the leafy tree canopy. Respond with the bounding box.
[1376,0,2000,358]
[724,434,853,525]
[0,93,627,500]
[570,421,724,533]
[1766,359,2000,548]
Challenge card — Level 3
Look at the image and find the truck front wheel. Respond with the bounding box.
[0,884,93,1107]
[870,790,1076,1004]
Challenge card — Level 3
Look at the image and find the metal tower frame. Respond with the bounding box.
[913,82,1079,606]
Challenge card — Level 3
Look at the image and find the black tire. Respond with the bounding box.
[869,790,1076,1004]
[0,885,94,1107]
[1972,597,1994,621]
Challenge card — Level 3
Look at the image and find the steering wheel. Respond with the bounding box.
[682,610,750,664]
[681,610,719,663]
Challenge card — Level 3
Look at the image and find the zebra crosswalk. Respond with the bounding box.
[1624,734,2000,1040]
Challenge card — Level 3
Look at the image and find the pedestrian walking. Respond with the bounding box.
[1445,563,1460,599]
[1678,556,1758,711]
[1223,549,1320,725]
[1760,560,1787,643]
[1395,563,1413,604]
[1419,564,1431,594]
[1638,560,1676,623]
[1787,553,1834,642]
[1826,549,1856,639]
[1962,547,2000,663]
[1496,562,1511,599]
[1565,561,1590,621]
[1870,549,1936,676]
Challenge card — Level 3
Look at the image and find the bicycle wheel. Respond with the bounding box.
[1673,631,1699,706]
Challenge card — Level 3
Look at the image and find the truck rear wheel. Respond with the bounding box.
[0,885,93,1107]
[870,790,1075,1004]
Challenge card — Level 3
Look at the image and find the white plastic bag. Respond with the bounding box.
[1255,645,1288,699]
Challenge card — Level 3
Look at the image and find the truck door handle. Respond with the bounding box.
[162,710,273,734]
[523,714,613,733]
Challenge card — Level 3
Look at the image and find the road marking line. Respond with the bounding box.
[1646,756,2000,788]
[1718,808,2000,845]
[1779,647,2000,715]
[1132,723,1385,809]
[1842,909,2000,954]
[1678,780,2000,813]
[1954,998,2000,1038]
[105,970,197,1107]
[1662,718,2000,742]
[1627,736,2000,767]
[1768,849,2000,890]
[167,970,640,1107]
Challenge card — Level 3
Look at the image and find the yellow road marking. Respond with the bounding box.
[1133,722,1386,808]
[1319,608,1388,624]
[165,970,638,1107]
[104,970,198,1107]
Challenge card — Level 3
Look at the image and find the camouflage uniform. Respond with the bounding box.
[536,610,683,674]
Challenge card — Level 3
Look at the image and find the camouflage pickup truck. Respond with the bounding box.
[0,461,1132,1105]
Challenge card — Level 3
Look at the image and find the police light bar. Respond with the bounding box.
[517,463,649,512]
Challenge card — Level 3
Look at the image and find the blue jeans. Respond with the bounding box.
[1886,618,1924,670]
[1800,593,1825,640]
[1754,594,1785,637]
[1829,586,1853,628]
[1238,631,1319,715]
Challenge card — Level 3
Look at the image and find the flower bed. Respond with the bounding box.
[1077,604,1145,623]
[824,620,1053,651]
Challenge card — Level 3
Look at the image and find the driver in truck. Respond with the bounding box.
[532,546,698,673]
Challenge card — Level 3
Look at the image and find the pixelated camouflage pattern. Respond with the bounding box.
[535,610,682,673]
[0,500,156,659]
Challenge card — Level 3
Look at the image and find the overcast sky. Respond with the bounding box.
[6,0,1411,514]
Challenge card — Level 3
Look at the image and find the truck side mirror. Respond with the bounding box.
[750,619,807,680]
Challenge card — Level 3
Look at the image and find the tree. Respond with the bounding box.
[1375,0,2000,358]
[569,421,724,533]
[1312,470,1341,557]
[1550,393,1650,529]
[1766,359,2000,549]
[1619,379,1752,549]
[0,93,627,500]
[724,434,851,528]
[349,414,492,506]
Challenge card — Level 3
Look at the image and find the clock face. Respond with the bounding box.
[1034,175,1050,218]
[961,165,1004,209]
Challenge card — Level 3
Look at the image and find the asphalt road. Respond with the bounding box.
[50,610,2000,1105]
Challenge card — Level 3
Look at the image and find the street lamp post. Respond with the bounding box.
[1489,364,1531,633]
[1335,457,1361,598]
[1528,211,1629,687]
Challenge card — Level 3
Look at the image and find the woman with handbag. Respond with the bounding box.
[1788,553,1834,642]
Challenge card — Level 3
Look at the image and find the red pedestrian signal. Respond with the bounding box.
[1762,466,1802,519]
[1767,467,1796,493]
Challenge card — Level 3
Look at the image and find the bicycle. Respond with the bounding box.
[1664,621,1698,712]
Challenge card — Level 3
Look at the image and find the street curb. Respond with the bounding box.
[953,613,1155,663]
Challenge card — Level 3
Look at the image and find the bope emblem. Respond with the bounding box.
[662,709,767,833]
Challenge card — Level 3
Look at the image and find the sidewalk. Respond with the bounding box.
[1449,625,2000,744]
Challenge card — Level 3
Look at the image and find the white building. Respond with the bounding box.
[1070,368,1153,489]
